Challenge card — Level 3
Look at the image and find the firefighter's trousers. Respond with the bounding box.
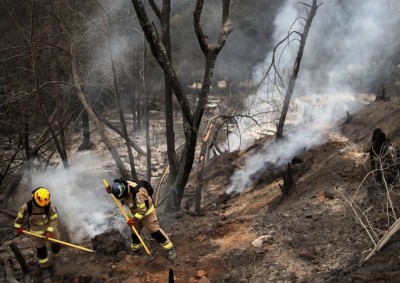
[130,212,173,251]
[31,227,61,268]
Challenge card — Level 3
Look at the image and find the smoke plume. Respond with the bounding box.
[31,152,125,242]
[227,0,398,194]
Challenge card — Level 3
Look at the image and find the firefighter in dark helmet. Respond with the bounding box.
[106,178,176,261]
[14,187,61,280]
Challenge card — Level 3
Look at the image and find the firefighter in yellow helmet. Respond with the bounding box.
[106,178,176,261]
[14,187,61,280]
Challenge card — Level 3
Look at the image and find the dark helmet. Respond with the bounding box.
[112,182,126,199]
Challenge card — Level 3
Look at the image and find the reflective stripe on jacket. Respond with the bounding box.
[123,182,155,220]
[13,202,59,234]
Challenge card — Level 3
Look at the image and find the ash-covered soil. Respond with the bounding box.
[1,98,400,282]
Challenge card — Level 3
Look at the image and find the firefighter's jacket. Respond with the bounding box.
[123,181,155,220]
[14,202,59,235]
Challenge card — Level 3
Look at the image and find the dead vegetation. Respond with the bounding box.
[1,98,400,282]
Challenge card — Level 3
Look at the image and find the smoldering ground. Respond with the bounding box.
[227,0,399,194]
[29,151,126,242]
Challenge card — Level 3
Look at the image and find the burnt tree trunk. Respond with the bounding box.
[276,0,321,139]
[9,243,31,278]
[195,117,219,214]
[30,1,69,168]
[131,0,232,210]
[149,0,178,184]
[94,110,145,155]
[143,35,152,182]
[78,108,95,151]
[368,128,392,201]
[375,87,388,101]
[370,128,389,184]
[279,162,294,196]
[71,41,129,179]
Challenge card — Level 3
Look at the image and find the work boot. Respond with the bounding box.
[167,248,176,262]
[131,248,143,257]
[131,242,143,256]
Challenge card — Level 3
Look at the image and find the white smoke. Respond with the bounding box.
[226,0,398,193]
[31,151,125,242]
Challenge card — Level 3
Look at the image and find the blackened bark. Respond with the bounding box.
[9,243,30,276]
[279,162,294,196]
[276,0,321,139]
[131,0,231,210]
[30,0,69,168]
[78,108,96,151]
[82,109,90,146]
[370,128,389,184]
[149,0,178,182]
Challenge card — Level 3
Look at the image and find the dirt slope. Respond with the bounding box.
[2,97,400,283]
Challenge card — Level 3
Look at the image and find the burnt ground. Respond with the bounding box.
[2,98,400,282]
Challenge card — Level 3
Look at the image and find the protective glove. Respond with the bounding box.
[16,228,24,234]
[127,218,138,227]
[106,185,112,194]
[45,232,52,239]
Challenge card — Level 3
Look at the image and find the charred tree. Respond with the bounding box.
[30,0,69,168]
[94,109,145,155]
[279,162,294,197]
[195,116,219,214]
[375,87,389,101]
[368,127,400,203]
[131,0,232,210]
[70,41,130,179]
[47,2,131,179]
[276,0,321,139]
[149,0,178,185]
[142,34,152,182]
[78,108,96,151]
[95,0,138,180]
[370,128,389,183]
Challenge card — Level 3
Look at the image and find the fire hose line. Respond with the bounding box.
[102,179,151,255]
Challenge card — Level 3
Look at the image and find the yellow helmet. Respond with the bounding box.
[33,187,50,207]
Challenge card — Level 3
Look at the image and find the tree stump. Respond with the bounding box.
[279,162,294,196]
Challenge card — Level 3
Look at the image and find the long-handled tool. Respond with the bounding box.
[102,179,151,255]
[21,230,94,253]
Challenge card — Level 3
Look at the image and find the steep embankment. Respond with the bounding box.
[1,98,400,282]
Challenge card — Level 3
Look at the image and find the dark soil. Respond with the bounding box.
[1,98,400,282]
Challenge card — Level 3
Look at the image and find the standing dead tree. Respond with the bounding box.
[276,0,321,139]
[257,1,321,140]
[70,38,130,179]
[148,0,178,185]
[194,114,258,214]
[30,0,69,169]
[50,3,131,179]
[195,116,220,215]
[0,0,79,195]
[94,0,138,180]
[279,162,294,196]
[131,0,232,210]
[3,0,71,170]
